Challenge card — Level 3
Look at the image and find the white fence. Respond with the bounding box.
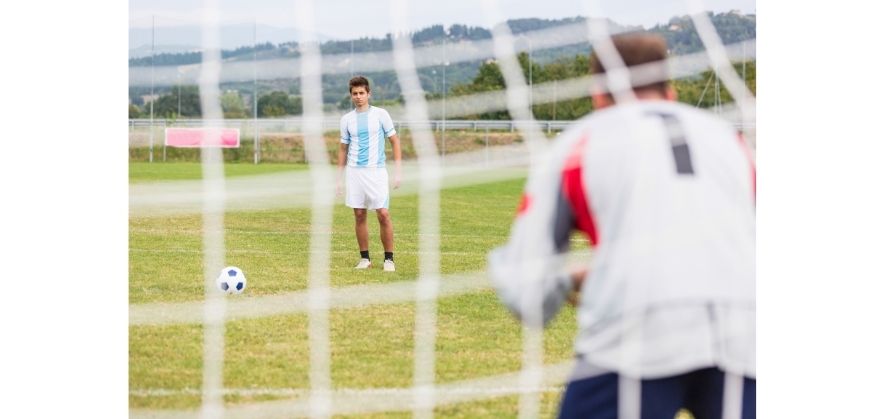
[129,118,755,163]
[129,118,575,133]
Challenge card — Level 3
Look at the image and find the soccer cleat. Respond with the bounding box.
[354,258,372,269]
[383,259,395,272]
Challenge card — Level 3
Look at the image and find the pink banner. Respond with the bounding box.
[164,128,240,148]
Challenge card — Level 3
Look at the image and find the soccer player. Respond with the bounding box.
[488,34,756,418]
[337,76,402,272]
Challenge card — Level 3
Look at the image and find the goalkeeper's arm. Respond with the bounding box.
[487,184,585,327]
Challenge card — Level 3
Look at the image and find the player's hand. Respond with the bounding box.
[567,266,589,306]
[393,172,401,190]
[335,179,343,197]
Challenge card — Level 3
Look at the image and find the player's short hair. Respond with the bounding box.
[589,33,669,96]
[349,76,371,93]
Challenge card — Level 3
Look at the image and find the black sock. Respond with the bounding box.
[384,252,393,261]
[360,250,370,260]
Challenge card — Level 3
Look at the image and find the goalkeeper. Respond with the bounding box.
[488,33,756,418]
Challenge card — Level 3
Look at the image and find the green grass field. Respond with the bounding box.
[129,162,580,417]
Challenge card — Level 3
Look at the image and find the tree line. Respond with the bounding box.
[130,52,755,121]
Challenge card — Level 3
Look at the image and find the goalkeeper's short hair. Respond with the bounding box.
[589,33,670,96]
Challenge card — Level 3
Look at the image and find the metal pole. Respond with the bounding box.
[149,15,155,163]
[553,79,557,121]
[442,36,447,161]
[485,126,489,164]
[742,41,747,130]
[253,20,259,164]
[528,36,532,118]
[715,72,721,114]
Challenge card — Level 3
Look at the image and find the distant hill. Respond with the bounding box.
[129,13,753,66]
[129,12,755,106]
[128,23,336,59]
[648,11,756,55]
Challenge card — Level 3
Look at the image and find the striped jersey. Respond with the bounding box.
[339,106,397,168]
[488,100,756,378]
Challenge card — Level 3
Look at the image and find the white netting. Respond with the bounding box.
[129,1,755,417]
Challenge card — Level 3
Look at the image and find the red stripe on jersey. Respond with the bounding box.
[736,132,756,203]
[516,193,532,216]
[561,134,599,245]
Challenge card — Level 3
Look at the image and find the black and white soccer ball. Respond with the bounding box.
[217,266,246,294]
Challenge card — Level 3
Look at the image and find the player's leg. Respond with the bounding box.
[377,208,394,271]
[352,208,371,268]
[558,372,618,419]
[365,167,394,271]
[682,368,755,419]
[740,376,755,419]
[681,367,724,419]
[346,167,372,269]
[561,356,690,419]
[639,372,690,419]
[354,208,370,251]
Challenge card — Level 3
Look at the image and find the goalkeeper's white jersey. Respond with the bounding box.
[488,100,756,379]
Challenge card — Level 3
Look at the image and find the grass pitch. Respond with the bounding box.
[129,162,580,416]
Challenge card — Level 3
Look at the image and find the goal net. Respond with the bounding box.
[128,0,755,417]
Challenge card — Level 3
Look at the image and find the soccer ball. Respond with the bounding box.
[217,266,246,294]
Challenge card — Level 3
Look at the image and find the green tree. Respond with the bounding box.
[672,60,755,108]
[258,91,302,117]
[152,85,201,118]
[450,59,509,119]
[450,53,594,120]
[221,91,247,118]
[129,104,142,119]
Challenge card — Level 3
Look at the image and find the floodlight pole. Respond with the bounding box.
[253,19,259,164]
[442,35,447,161]
[553,79,557,120]
[742,41,747,132]
[528,35,532,116]
[715,71,721,114]
[149,15,155,163]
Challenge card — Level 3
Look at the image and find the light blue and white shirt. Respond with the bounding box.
[340,106,397,168]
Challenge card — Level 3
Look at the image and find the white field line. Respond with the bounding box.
[129,360,574,419]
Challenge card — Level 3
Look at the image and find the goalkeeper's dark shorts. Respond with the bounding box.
[558,367,755,419]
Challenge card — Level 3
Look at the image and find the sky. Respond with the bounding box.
[129,0,756,41]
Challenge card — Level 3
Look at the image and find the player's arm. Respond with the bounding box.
[389,133,402,189]
[382,110,402,189]
[487,180,582,327]
[489,133,597,325]
[337,117,351,196]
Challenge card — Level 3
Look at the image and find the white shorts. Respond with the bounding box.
[345,166,390,210]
